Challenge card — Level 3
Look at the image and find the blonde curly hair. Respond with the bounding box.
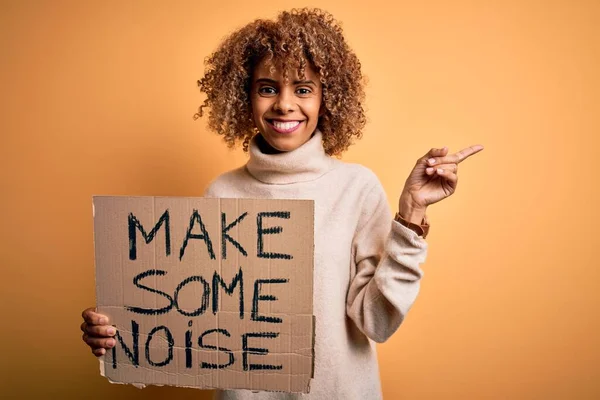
[194,7,367,156]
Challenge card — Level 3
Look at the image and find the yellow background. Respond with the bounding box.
[1,0,598,398]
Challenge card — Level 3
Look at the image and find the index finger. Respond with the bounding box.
[82,308,109,325]
[453,144,484,163]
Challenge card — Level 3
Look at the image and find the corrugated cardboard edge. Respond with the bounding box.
[312,314,316,379]
[93,199,104,380]
[309,198,316,390]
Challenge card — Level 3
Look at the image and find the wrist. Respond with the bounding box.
[398,194,427,225]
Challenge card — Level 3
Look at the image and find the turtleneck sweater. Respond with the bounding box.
[203,130,429,400]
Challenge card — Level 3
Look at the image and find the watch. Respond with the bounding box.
[394,212,430,239]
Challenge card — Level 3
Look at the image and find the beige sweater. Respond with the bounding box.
[204,130,428,400]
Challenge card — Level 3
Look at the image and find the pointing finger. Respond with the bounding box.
[453,144,484,164]
[426,145,484,166]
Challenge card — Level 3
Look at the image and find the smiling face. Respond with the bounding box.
[250,58,324,153]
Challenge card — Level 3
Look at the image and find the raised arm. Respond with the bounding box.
[346,181,428,343]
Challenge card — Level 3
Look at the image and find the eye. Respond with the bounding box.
[258,86,277,95]
[296,88,312,95]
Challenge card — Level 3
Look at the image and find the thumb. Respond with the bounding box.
[422,146,448,162]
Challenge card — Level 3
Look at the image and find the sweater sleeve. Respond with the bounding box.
[346,179,428,343]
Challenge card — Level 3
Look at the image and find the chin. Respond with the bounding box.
[268,138,303,152]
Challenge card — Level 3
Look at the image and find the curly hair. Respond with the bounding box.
[194,8,367,156]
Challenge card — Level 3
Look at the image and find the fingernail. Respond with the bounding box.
[437,168,444,174]
[100,317,108,325]
[107,339,115,348]
[107,328,115,336]
[426,167,434,174]
[99,348,106,355]
[428,158,436,165]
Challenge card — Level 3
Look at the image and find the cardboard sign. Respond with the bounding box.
[93,196,314,393]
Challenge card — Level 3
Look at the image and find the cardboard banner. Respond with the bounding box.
[93,196,314,393]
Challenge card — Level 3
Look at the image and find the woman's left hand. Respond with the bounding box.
[399,145,484,215]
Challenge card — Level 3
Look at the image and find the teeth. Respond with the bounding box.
[272,121,300,130]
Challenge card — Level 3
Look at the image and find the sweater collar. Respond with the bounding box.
[246,129,336,184]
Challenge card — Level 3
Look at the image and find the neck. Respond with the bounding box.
[256,134,281,154]
[246,129,336,184]
[256,131,317,155]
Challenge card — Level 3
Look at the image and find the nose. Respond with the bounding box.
[273,88,296,113]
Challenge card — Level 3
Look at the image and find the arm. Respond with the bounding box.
[345,181,428,343]
[346,143,484,343]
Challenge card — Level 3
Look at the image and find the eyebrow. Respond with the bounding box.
[255,78,317,86]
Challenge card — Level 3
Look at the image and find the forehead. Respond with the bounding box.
[252,57,319,81]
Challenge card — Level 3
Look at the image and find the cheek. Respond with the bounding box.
[310,103,321,119]
[306,102,322,120]
[250,99,263,123]
[251,97,270,116]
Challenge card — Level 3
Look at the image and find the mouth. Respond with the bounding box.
[266,119,304,134]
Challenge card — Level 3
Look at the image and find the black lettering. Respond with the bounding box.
[198,329,234,369]
[174,276,210,317]
[242,332,282,371]
[252,278,288,323]
[221,212,248,259]
[180,209,215,261]
[256,212,292,259]
[145,325,174,367]
[112,320,139,368]
[185,320,193,368]
[128,210,170,261]
[212,268,244,319]
[126,269,174,315]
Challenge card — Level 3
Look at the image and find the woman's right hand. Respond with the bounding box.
[81,307,116,356]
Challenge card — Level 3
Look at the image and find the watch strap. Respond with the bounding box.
[394,212,430,239]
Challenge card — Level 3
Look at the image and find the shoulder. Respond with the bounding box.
[327,160,389,221]
[202,166,248,197]
[331,160,384,194]
[338,162,391,223]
